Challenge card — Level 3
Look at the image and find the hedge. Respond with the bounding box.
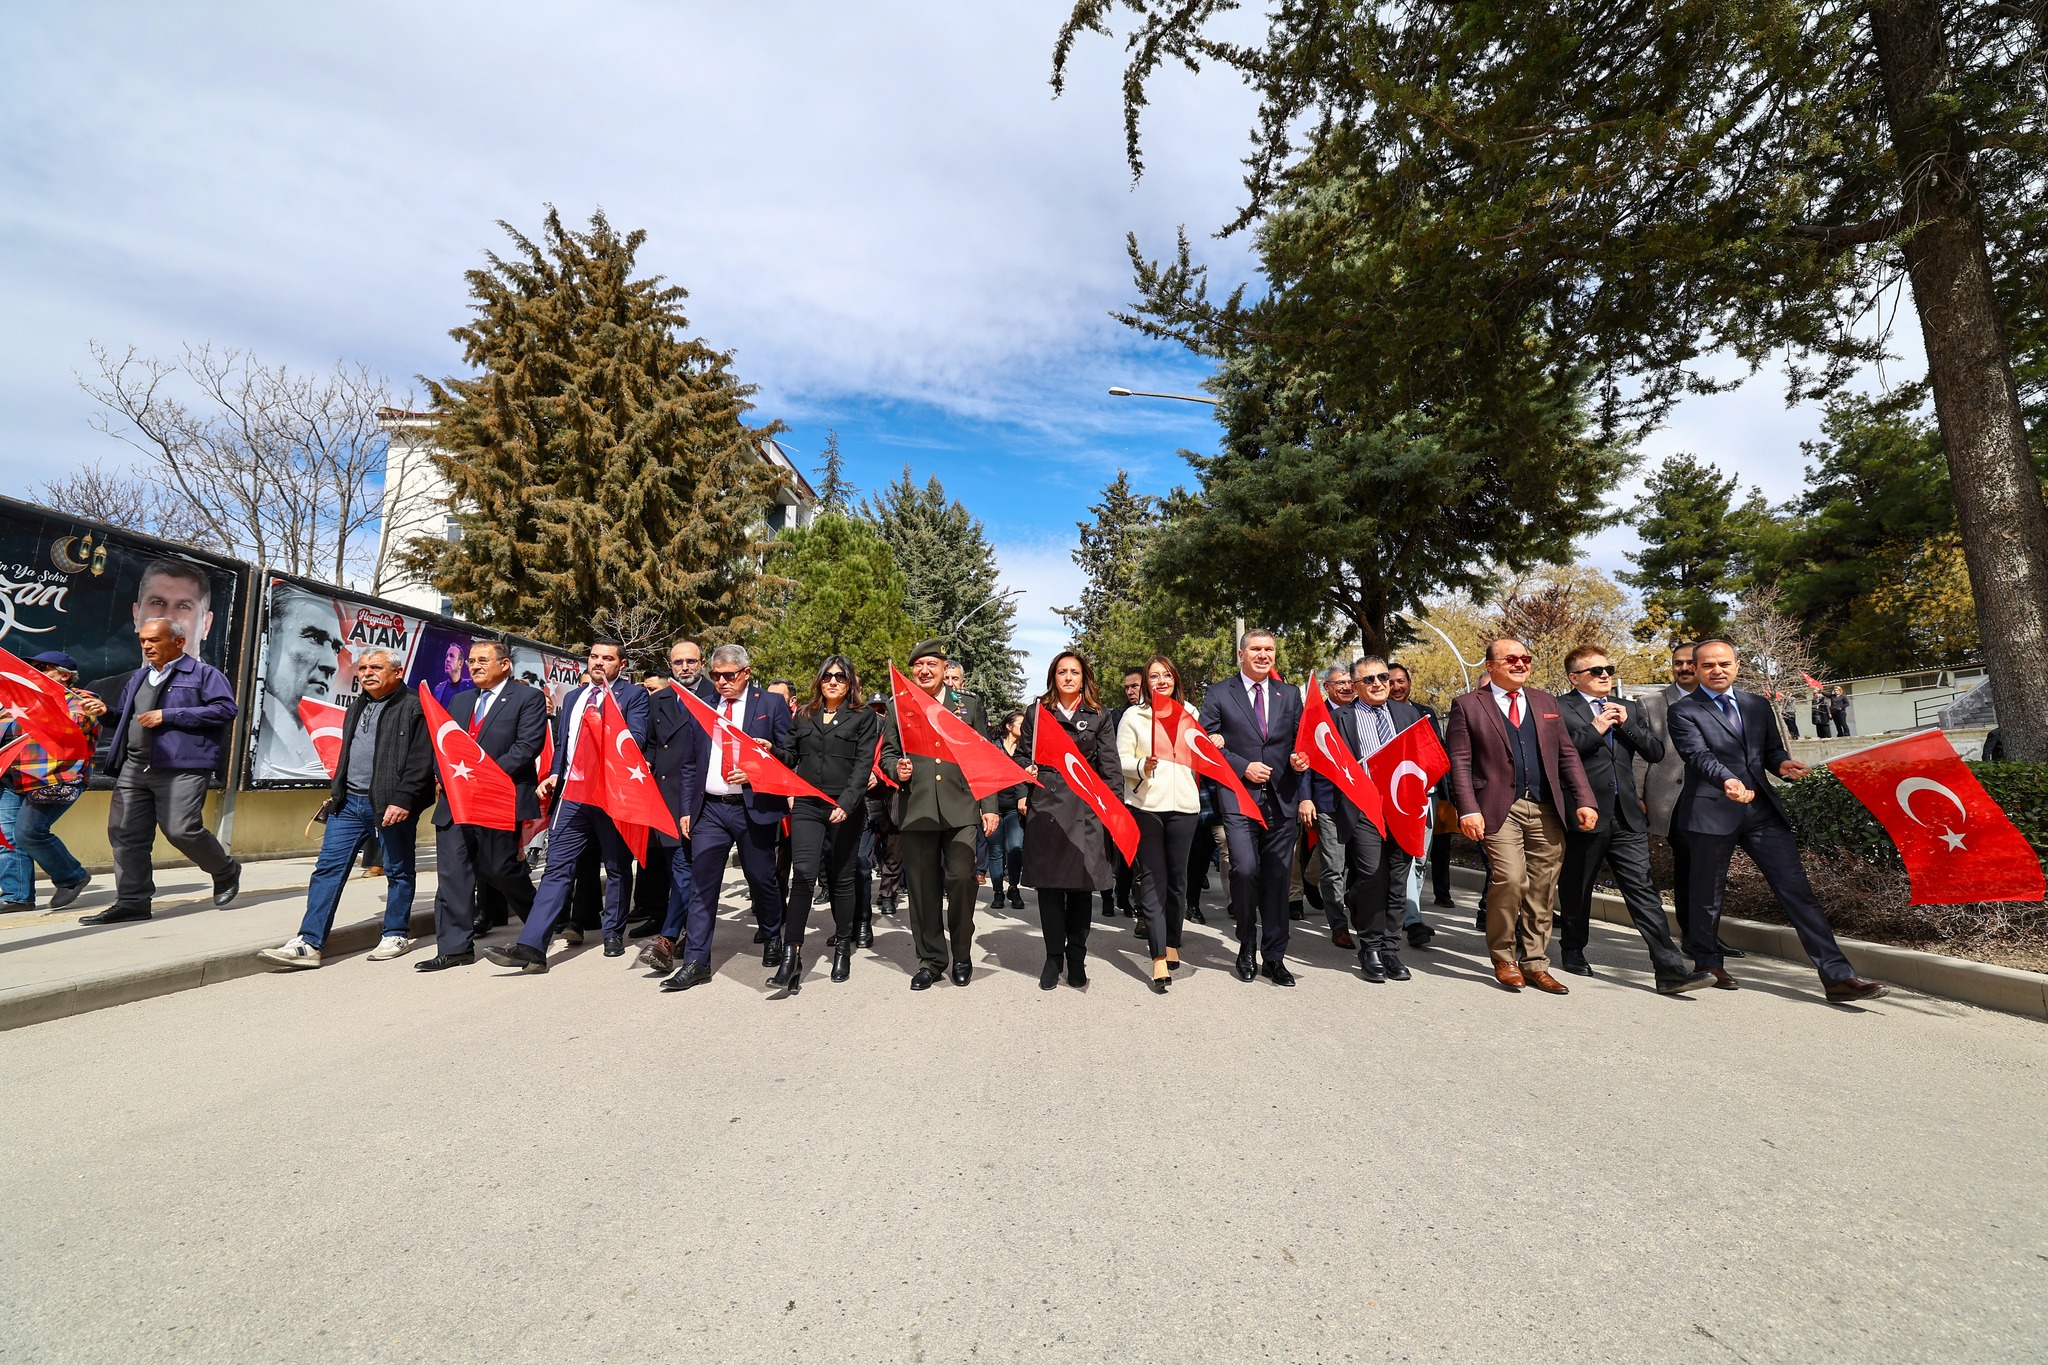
[1783,762,2048,875]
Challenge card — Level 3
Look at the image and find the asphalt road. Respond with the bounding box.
[2,888,2044,1363]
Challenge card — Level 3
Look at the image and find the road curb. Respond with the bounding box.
[1449,866,2048,1020]
[0,906,438,1033]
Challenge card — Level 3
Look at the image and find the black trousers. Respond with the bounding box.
[1664,830,1693,941]
[1223,791,1297,963]
[1340,821,1412,953]
[1430,824,1454,902]
[433,823,535,957]
[1038,888,1094,964]
[784,803,866,946]
[1132,808,1195,953]
[900,825,979,973]
[1188,814,1218,908]
[1685,808,1854,986]
[1559,823,1688,982]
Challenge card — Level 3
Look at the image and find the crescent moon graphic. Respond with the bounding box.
[1391,761,1429,815]
[50,535,91,573]
[1315,723,1345,771]
[434,719,465,755]
[309,725,343,744]
[613,728,635,757]
[1062,753,1092,791]
[1895,777,1968,827]
[0,669,48,692]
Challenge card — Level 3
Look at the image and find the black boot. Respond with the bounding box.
[1066,953,1089,988]
[856,907,874,948]
[1039,958,1061,991]
[832,942,852,982]
[770,946,802,992]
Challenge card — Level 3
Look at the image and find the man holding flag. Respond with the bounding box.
[1312,656,1424,984]
[416,641,547,972]
[483,640,650,972]
[881,641,1010,989]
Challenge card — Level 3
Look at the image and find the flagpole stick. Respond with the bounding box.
[1808,728,1947,770]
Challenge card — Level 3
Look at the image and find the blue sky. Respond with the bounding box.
[1,2,1922,684]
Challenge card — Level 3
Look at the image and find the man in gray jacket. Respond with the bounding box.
[1634,640,1741,960]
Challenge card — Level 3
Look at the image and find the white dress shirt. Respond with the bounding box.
[705,689,748,795]
[469,680,507,730]
[1487,680,1528,721]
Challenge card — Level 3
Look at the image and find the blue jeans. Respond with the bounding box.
[296,793,418,948]
[0,787,89,905]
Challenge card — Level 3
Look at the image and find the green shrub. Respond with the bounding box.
[1783,762,2048,871]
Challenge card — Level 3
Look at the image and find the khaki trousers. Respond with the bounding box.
[1482,797,1566,972]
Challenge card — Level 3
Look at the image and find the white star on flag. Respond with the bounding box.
[449,760,473,781]
[627,764,647,783]
[1940,828,1966,851]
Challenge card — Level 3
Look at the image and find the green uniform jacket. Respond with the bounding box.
[880,690,1000,831]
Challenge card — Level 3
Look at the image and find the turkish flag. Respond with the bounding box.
[297,698,346,778]
[417,684,517,831]
[887,664,1037,800]
[1827,730,2043,905]
[1031,703,1138,864]
[1295,676,1385,834]
[519,725,554,849]
[1801,672,1826,691]
[1365,719,1451,857]
[1149,691,1264,827]
[670,682,837,804]
[562,685,677,865]
[0,647,90,762]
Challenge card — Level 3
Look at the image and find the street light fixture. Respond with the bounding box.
[1108,386,1218,406]
[953,588,1022,635]
[1394,611,1483,694]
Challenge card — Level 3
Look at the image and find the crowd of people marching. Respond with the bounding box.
[2,622,1889,1004]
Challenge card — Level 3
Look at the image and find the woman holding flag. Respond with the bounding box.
[773,656,882,989]
[1116,655,1200,992]
[1016,652,1127,992]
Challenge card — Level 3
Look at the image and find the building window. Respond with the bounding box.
[444,516,463,543]
[1899,671,1941,692]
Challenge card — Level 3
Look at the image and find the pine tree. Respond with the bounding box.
[748,514,920,700]
[812,429,857,516]
[1056,470,1158,672]
[1621,455,1768,641]
[402,208,786,647]
[860,467,1024,712]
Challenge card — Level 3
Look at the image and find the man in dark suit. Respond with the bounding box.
[1445,638,1599,994]
[1196,627,1306,986]
[1308,655,1426,983]
[629,638,717,939]
[1555,646,1712,994]
[482,640,650,973]
[1668,639,1887,1002]
[1386,662,1443,944]
[659,643,791,993]
[881,641,1000,989]
[635,650,710,976]
[416,640,548,971]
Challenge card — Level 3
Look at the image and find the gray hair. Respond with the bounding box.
[1485,637,1532,663]
[709,643,750,669]
[1351,654,1389,674]
[1238,627,1277,650]
[357,647,398,669]
[1323,665,1349,683]
[141,615,188,642]
[469,639,510,663]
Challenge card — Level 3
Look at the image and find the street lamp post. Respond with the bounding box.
[953,588,1022,636]
[1108,386,1218,406]
[1394,611,1482,693]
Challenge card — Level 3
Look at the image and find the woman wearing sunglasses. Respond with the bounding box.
[1115,654,1199,992]
[1016,651,1126,990]
[770,656,882,991]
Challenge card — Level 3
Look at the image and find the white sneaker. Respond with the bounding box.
[258,937,322,969]
[367,934,413,961]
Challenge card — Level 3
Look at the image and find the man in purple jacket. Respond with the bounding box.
[82,617,242,925]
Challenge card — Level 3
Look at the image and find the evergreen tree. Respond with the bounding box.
[748,514,919,698]
[1055,470,1158,672]
[402,208,785,647]
[1620,454,1768,641]
[812,429,857,515]
[859,467,1024,711]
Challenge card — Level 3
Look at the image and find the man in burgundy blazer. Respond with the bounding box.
[1445,638,1599,994]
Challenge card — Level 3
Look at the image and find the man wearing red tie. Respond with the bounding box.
[416,641,549,972]
[1445,638,1599,994]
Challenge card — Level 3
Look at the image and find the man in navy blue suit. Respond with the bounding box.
[482,640,650,973]
[634,646,712,976]
[1196,628,1308,985]
[1668,638,1886,1003]
[660,643,793,994]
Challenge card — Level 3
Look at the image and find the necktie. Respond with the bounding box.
[1252,680,1266,738]
[720,697,740,777]
[1505,690,1522,727]
[1716,691,1743,736]
[1373,705,1394,746]
[468,691,490,738]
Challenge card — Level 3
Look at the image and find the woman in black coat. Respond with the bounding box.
[770,655,881,992]
[1016,651,1125,991]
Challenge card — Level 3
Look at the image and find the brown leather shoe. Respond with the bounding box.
[1331,928,1355,950]
[1526,971,1570,995]
[636,935,676,974]
[1825,977,1889,1003]
[1709,967,1740,990]
[1494,962,1525,991]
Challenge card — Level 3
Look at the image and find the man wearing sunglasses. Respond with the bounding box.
[1556,647,1713,993]
[1445,639,1599,994]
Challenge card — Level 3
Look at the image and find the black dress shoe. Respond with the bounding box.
[951,960,972,987]
[1561,949,1593,976]
[482,943,548,973]
[1657,970,1716,995]
[473,921,495,940]
[831,943,852,982]
[80,906,153,925]
[414,953,474,972]
[1007,892,1023,910]
[603,934,625,957]
[1101,898,1117,919]
[1382,950,1411,982]
[1039,960,1061,991]
[763,939,785,967]
[1261,960,1297,987]
[1473,911,1488,933]
[910,967,938,990]
[1065,959,1087,989]
[1406,922,1435,950]
[212,862,243,907]
[1433,897,1456,909]
[1359,950,1388,983]
[1234,949,1258,982]
[661,960,713,992]
[753,926,776,944]
[1187,906,1207,925]
[1716,940,1747,958]
[557,923,585,946]
[628,918,661,939]
[1288,899,1306,920]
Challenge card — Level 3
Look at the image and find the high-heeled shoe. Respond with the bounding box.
[769,948,802,993]
[1150,957,1170,994]
[831,942,852,982]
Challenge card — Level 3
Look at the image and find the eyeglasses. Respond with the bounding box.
[820,670,849,682]
[669,659,694,670]
[1570,664,1616,677]
[710,669,745,682]
[1355,672,1390,685]
[1494,654,1534,667]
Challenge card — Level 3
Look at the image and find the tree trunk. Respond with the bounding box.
[1868,0,2048,761]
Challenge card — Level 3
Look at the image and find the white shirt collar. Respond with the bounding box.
[1487,681,1522,699]
[1575,689,1608,707]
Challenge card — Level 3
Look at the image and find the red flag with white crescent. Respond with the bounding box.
[0,646,90,761]
[888,664,1037,800]
[1295,675,1385,834]
[297,697,346,779]
[589,686,678,865]
[1825,729,2043,905]
[520,724,555,848]
[417,684,517,831]
[1031,703,1138,864]
[1149,691,1264,827]
[1364,718,1451,858]
[670,682,838,803]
